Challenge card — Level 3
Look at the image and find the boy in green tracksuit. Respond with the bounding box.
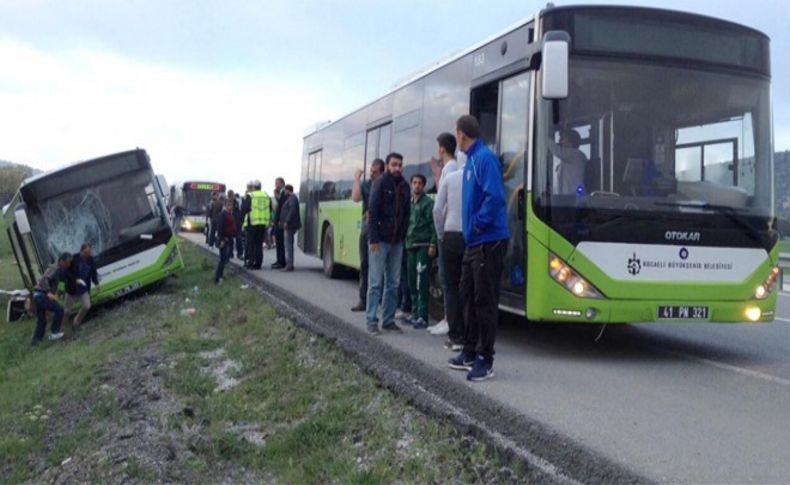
[406,174,437,329]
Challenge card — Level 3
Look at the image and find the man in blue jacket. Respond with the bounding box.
[65,243,100,327]
[447,115,510,382]
[366,152,411,335]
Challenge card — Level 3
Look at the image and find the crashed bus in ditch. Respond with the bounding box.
[2,148,184,319]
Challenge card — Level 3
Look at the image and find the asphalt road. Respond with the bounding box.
[186,233,790,484]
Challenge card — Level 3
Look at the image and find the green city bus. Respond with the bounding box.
[3,149,184,306]
[170,181,226,232]
[299,5,779,323]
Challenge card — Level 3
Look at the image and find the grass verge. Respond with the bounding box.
[0,236,526,483]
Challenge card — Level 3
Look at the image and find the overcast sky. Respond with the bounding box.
[0,0,787,193]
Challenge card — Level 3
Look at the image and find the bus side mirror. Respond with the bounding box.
[541,31,570,100]
[14,209,31,234]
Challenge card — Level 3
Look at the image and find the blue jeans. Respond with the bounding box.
[366,241,403,329]
[214,239,232,282]
[33,291,63,344]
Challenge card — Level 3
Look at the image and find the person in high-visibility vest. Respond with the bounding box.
[241,179,272,270]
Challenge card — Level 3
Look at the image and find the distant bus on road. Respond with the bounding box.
[170,181,226,232]
[299,5,778,324]
[3,148,184,304]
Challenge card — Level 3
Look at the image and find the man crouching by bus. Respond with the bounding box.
[448,115,510,382]
[215,198,238,284]
[32,253,73,346]
[65,243,100,327]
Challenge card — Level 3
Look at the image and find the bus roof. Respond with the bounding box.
[304,5,768,139]
[543,5,769,40]
[303,13,537,138]
[19,148,149,190]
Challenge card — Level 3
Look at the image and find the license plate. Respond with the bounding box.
[113,282,141,298]
[658,305,709,320]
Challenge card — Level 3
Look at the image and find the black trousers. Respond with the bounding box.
[245,226,254,265]
[358,227,369,303]
[460,240,507,363]
[442,232,466,344]
[274,226,286,265]
[249,226,266,269]
[236,232,244,258]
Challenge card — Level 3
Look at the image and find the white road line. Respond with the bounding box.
[663,350,790,388]
[774,317,790,323]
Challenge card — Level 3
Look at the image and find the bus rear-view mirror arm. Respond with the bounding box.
[541,31,570,100]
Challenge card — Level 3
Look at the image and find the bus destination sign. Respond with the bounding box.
[190,183,221,191]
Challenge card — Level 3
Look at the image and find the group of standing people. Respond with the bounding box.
[356,115,510,382]
[31,243,100,346]
[210,178,301,285]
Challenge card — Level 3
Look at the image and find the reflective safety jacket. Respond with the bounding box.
[247,190,272,227]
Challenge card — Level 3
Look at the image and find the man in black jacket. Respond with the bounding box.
[271,177,287,269]
[365,152,410,334]
[279,184,301,271]
[65,243,100,327]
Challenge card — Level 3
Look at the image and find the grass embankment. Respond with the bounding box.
[0,234,525,483]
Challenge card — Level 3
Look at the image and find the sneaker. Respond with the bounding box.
[48,332,65,341]
[215,278,223,286]
[351,301,366,312]
[411,317,428,330]
[428,319,449,335]
[467,356,494,382]
[381,323,404,334]
[447,351,475,371]
[367,326,380,335]
[444,340,464,352]
[271,263,284,269]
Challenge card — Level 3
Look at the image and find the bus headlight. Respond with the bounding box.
[745,306,762,322]
[754,266,780,300]
[162,247,179,268]
[549,254,604,299]
[184,220,192,230]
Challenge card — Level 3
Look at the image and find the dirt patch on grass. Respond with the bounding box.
[36,345,262,484]
[198,347,242,392]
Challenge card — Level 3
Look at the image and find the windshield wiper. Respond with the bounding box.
[653,201,764,242]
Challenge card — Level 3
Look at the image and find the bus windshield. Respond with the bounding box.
[534,58,773,222]
[183,189,213,215]
[27,168,169,263]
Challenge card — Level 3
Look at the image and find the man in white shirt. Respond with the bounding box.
[549,128,587,194]
[430,133,465,348]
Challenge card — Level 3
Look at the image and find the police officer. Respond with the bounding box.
[242,180,272,270]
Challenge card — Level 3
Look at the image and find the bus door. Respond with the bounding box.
[471,71,531,311]
[303,150,322,255]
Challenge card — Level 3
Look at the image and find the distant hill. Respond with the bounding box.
[0,160,40,206]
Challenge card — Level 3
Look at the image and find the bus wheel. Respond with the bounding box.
[322,226,342,279]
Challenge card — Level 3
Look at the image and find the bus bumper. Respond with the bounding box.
[528,286,778,324]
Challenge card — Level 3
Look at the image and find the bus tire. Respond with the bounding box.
[322,226,342,279]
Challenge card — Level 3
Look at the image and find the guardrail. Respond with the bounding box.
[780,253,789,292]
